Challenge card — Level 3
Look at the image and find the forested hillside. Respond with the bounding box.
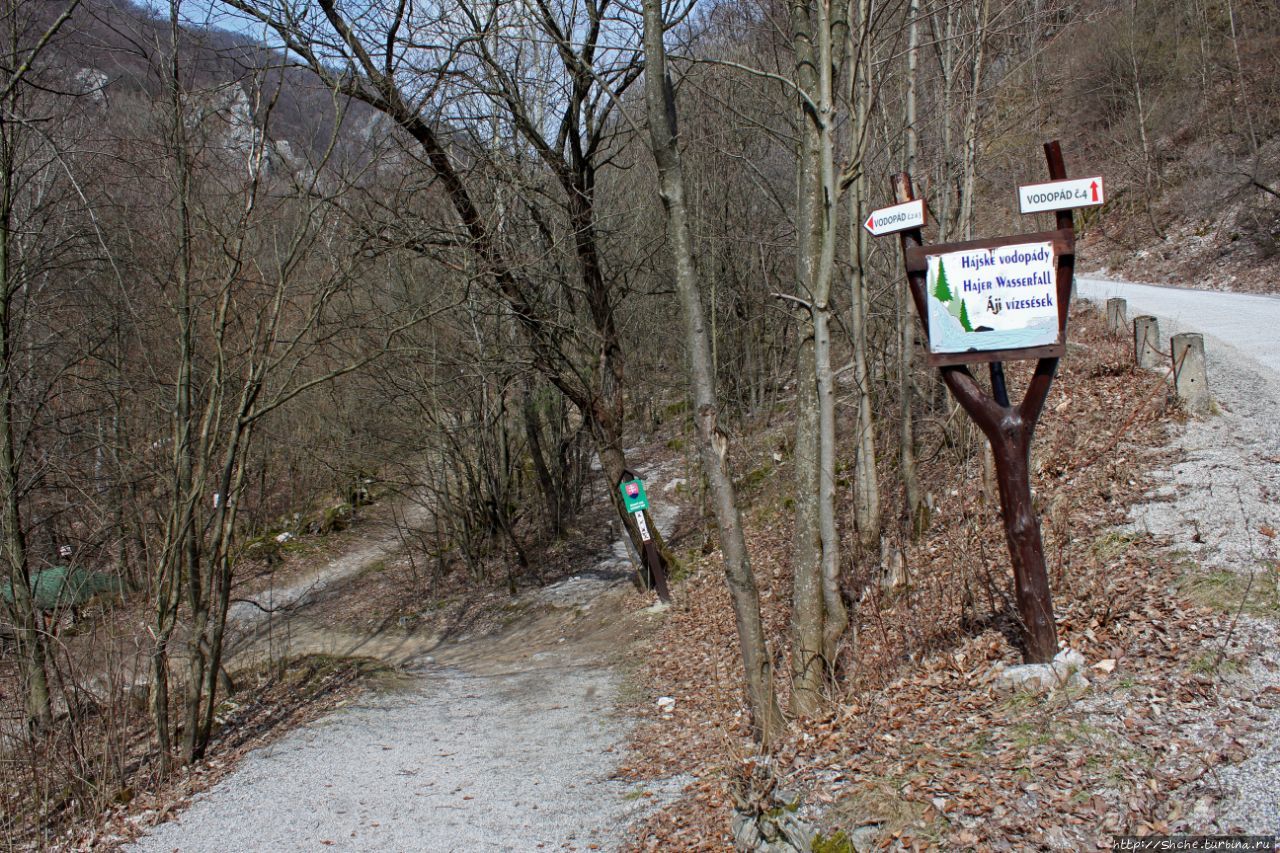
[1,0,1277,847]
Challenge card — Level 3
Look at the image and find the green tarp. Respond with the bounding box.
[1,566,124,611]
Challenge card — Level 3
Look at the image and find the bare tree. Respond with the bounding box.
[216,0,676,587]
[788,0,848,715]
[140,2,426,766]
[0,0,85,731]
[641,0,783,745]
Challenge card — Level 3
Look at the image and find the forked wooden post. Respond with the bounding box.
[891,142,1072,664]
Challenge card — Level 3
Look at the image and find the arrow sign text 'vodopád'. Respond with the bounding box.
[863,198,927,237]
[1018,176,1104,214]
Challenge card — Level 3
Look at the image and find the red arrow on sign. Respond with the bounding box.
[1090,181,1099,202]
[862,199,926,236]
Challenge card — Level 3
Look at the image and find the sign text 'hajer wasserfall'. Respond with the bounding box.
[925,241,1059,356]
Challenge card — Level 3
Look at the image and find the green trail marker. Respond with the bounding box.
[620,478,649,513]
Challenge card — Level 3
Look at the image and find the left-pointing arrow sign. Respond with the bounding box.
[863,198,927,237]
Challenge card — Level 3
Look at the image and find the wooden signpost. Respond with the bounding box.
[871,141,1093,664]
[619,471,671,603]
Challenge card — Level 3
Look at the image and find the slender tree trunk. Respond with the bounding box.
[958,0,991,240]
[789,0,849,714]
[847,0,881,554]
[155,0,195,772]
[849,202,880,550]
[1223,0,1258,156]
[522,388,563,536]
[1126,0,1163,239]
[900,0,924,534]
[0,196,51,731]
[640,0,784,742]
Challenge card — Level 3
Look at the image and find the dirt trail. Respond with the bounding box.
[226,496,434,634]
[129,461,688,852]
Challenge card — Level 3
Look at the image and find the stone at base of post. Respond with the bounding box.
[1133,315,1161,369]
[1106,298,1127,333]
[1171,332,1209,413]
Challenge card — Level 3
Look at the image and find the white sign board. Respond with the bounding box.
[863,199,927,236]
[1018,177,1104,214]
[926,242,1059,355]
[634,510,651,543]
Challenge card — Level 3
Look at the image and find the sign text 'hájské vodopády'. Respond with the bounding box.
[925,241,1058,355]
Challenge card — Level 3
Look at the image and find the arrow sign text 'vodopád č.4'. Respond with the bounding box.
[1018,176,1104,214]
[863,198,927,237]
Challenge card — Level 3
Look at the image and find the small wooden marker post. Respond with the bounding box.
[619,470,671,603]
[879,141,1093,664]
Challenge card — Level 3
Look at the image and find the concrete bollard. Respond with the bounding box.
[1106,298,1127,333]
[1133,315,1162,369]
[1171,333,1209,412]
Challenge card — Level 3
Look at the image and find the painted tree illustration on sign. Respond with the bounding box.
[959,298,973,331]
[933,259,953,302]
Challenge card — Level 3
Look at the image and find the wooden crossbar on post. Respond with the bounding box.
[890,141,1074,664]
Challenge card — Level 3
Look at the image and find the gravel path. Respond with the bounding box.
[227,499,434,633]
[130,464,686,852]
[1078,277,1280,833]
[1076,278,1280,577]
[131,660,677,852]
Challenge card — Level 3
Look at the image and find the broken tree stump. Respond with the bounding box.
[1133,315,1162,369]
[1171,332,1209,412]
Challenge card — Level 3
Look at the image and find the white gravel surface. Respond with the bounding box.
[1077,278,1280,576]
[130,661,678,852]
[131,462,686,852]
[1079,277,1280,833]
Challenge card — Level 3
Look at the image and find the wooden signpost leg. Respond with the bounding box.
[893,140,1074,664]
[643,536,672,603]
[633,508,672,603]
[620,470,672,604]
[938,364,1059,662]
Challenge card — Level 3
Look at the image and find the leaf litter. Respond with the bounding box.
[618,302,1277,850]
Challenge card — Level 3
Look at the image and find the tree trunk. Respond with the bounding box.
[641,0,784,744]
[812,0,847,669]
[848,0,881,553]
[958,0,991,240]
[0,167,52,731]
[900,0,924,534]
[789,0,850,712]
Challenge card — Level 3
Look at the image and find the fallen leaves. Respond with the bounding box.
[620,304,1269,850]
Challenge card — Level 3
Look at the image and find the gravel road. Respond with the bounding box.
[227,499,434,633]
[128,458,686,852]
[1077,277,1280,372]
[1078,277,1280,833]
[131,658,677,852]
[1076,278,1280,577]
